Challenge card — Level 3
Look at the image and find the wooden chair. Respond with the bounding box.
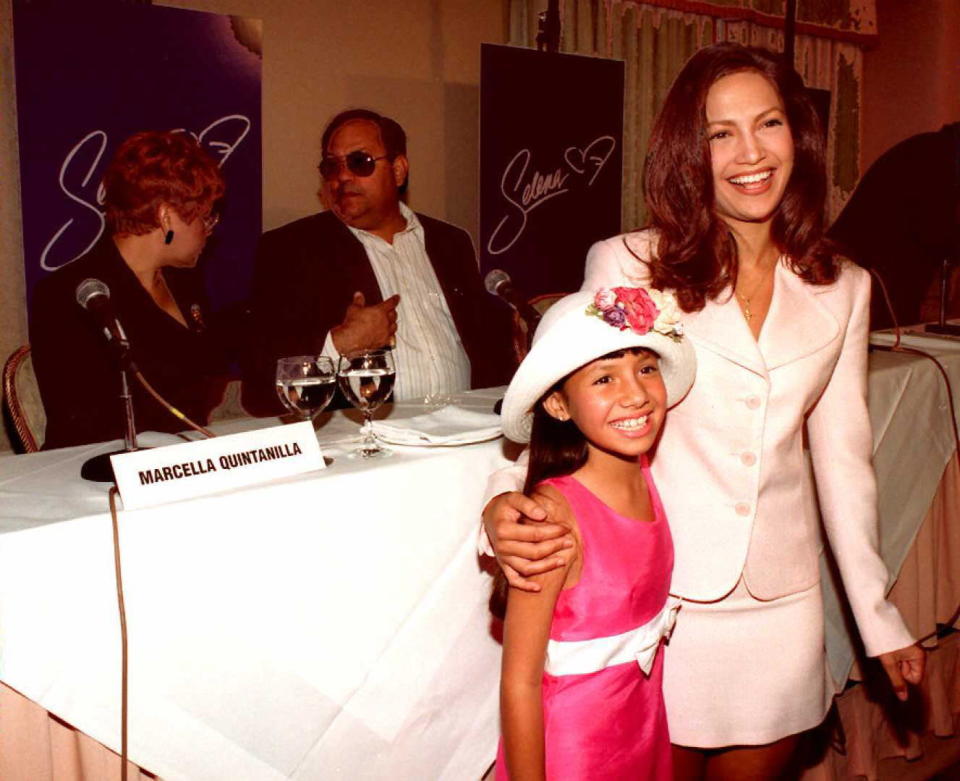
[2,345,45,453]
[511,293,566,365]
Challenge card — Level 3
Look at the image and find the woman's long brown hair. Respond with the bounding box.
[642,42,839,312]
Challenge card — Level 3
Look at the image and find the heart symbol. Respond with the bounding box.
[563,146,587,174]
[564,135,616,186]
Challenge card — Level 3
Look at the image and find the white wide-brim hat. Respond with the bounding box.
[501,287,696,443]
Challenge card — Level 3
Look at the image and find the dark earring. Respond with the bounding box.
[164,230,174,245]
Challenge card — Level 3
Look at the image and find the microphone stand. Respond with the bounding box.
[536,0,560,53]
[925,256,960,336]
[120,359,139,454]
[81,351,143,483]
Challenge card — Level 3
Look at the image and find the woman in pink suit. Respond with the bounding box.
[483,43,925,779]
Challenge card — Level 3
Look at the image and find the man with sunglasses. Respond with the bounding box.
[242,109,513,414]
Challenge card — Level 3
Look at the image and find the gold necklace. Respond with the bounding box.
[735,259,777,322]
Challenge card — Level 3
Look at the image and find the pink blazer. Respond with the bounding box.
[579,231,913,657]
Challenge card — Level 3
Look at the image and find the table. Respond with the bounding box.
[0,389,512,780]
[803,331,960,779]
[821,335,960,686]
[803,458,960,780]
[3,336,960,781]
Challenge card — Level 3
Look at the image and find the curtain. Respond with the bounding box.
[727,21,865,222]
[509,0,868,229]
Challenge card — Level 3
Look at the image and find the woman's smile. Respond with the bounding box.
[706,70,795,228]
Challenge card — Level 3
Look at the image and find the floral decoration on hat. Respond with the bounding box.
[586,286,684,342]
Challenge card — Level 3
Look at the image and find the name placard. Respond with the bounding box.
[111,422,324,510]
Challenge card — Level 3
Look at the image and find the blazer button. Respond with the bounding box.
[735,502,751,516]
[740,452,757,467]
[745,395,762,410]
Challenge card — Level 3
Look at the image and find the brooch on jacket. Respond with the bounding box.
[189,303,207,333]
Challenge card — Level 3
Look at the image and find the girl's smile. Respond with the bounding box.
[608,413,653,435]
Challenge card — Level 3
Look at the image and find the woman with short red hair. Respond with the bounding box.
[30,130,229,449]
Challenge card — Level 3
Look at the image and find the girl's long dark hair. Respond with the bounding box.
[643,42,839,312]
[489,395,587,620]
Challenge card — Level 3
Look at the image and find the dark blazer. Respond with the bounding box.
[242,210,514,415]
[29,238,229,449]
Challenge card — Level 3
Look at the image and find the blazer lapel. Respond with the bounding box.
[684,288,768,378]
[759,265,839,370]
[423,219,467,321]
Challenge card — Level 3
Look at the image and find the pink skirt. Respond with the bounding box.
[663,578,835,748]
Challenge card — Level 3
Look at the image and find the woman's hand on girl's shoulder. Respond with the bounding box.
[483,491,575,593]
[530,484,582,588]
[505,487,580,598]
[529,483,576,534]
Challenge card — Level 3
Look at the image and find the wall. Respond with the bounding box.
[860,0,960,170]
[0,0,508,452]
[5,0,953,453]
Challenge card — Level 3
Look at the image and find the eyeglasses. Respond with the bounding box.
[202,212,220,233]
[318,151,389,180]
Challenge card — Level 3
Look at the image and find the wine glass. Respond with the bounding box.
[275,356,337,422]
[337,348,396,458]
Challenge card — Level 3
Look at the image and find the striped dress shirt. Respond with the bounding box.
[322,203,472,401]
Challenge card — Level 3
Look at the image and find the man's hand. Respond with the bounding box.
[331,292,399,354]
[878,643,926,701]
[483,491,574,592]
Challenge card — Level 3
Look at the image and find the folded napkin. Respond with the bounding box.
[372,405,502,446]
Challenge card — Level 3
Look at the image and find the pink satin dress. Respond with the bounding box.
[495,463,675,780]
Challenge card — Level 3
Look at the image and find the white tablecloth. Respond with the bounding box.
[3,337,960,779]
[0,388,512,780]
[821,334,960,686]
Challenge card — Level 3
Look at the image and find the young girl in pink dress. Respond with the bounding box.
[492,285,696,780]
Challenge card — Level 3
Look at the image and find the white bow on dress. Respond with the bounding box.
[545,598,682,677]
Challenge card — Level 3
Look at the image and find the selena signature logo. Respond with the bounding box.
[40,115,252,272]
[486,134,616,256]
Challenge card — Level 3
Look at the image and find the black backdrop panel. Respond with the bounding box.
[12,2,262,314]
[480,44,624,299]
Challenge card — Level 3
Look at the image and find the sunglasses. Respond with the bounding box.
[318,151,389,180]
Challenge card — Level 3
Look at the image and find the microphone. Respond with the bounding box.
[75,278,141,481]
[76,278,132,356]
[484,269,542,330]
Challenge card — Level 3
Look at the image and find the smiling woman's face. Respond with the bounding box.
[705,69,795,230]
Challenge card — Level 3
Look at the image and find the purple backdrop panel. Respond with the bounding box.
[13,2,262,312]
[480,44,623,299]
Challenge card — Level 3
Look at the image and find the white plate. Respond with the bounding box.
[372,405,503,447]
[373,427,503,448]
